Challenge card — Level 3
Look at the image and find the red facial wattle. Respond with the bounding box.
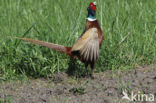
[90,2,94,6]
[89,2,96,11]
[91,6,96,11]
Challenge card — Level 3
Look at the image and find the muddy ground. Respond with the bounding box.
[0,65,156,103]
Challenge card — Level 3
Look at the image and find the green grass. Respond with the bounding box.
[0,0,155,80]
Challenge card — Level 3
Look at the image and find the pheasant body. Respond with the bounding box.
[14,2,103,78]
[71,20,103,62]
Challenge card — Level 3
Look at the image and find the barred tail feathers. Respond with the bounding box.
[14,37,72,54]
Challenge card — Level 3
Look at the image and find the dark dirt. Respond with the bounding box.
[0,65,156,103]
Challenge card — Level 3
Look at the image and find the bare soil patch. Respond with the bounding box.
[0,65,156,103]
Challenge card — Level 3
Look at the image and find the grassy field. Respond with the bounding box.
[0,0,155,80]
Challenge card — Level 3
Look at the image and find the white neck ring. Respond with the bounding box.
[87,18,96,21]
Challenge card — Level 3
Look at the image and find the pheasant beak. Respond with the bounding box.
[93,2,96,5]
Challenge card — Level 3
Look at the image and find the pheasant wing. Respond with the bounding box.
[71,28,99,62]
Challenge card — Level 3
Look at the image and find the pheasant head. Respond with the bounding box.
[87,2,97,21]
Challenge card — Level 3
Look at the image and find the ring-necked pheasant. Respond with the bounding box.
[15,2,104,79]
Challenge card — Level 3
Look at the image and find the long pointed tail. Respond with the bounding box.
[14,37,73,56]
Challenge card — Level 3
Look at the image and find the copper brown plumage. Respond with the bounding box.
[14,2,103,79]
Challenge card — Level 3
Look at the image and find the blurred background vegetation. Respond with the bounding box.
[0,0,155,80]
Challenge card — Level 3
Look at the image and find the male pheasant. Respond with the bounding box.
[15,2,104,78]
